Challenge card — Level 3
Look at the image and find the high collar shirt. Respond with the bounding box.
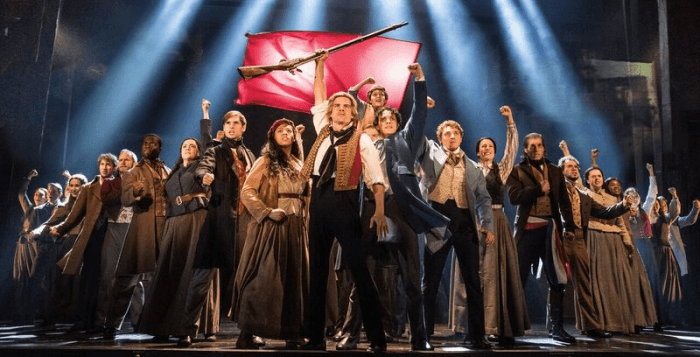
[310,101,386,188]
[429,147,467,209]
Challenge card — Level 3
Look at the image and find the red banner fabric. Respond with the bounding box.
[236,31,421,114]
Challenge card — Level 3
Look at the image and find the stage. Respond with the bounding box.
[1,321,699,356]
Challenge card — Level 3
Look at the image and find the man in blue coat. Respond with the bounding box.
[419,119,495,349]
[339,63,448,351]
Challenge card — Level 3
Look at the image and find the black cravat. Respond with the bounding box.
[223,137,242,149]
[317,125,355,187]
[223,137,246,162]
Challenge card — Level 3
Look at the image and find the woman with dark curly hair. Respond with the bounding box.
[230,119,309,349]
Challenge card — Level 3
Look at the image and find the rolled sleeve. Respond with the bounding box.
[311,101,328,134]
[359,133,386,188]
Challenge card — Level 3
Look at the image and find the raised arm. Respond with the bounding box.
[404,63,428,157]
[667,187,680,222]
[348,77,374,129]
[349,76,375,94]
[559,140,571,157]
[497,105,518,182]
[678,199,700,228]
[313,50,329,105]
[200,98,214,148]
[641,163,658,213]
[295,124,305,162]
[591,149,599,168]
[18,169,38,214]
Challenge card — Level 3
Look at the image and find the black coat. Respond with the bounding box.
[506,159,576,243]
[194,140,255,269]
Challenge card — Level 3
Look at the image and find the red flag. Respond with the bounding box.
[236,31,421,114]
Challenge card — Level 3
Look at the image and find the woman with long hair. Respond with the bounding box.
[231,119,309,349]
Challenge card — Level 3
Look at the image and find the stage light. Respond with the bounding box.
[155,0,276,158]
[493,0,554,115]
[370,0,417,41]
[424,0,506,145]
[284,0,324,31]
[67,0,203,168]
[197,0,285,107]
[494,0,621,174]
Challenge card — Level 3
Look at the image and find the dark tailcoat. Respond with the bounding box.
[195,140,255,269]
[382,80,449,236]
[506,159,575,244]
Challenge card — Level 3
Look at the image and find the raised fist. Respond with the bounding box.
[427,96,436,109]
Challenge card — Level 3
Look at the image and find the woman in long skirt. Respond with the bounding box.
[137,138,214,343]
[652,187,699,326]
[231,119,309,349]
[469,105,529,348]
[585,167,635,334]
[605,177,657,330]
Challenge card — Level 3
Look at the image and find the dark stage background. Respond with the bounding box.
[1,0,699,326]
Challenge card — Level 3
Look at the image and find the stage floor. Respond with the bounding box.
[1,321,699,356]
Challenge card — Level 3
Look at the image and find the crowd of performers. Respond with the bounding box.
[12,50,700,351]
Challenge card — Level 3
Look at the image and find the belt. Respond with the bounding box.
[171,192,208,206]
[492,204,503,209]
[278,193,302,199]
[524,221,549,230]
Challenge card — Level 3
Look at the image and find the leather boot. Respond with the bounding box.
[236,332,256,349]
[547,288,576,343]
[335,285,362,349]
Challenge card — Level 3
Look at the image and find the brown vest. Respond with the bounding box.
[526,164,553,217]
[301,125,363,191]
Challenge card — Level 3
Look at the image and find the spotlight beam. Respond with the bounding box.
[158,0,277,146]
[68,0,203,167]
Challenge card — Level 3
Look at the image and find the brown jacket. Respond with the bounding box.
[54,176,119,274]
[117,161,170,275]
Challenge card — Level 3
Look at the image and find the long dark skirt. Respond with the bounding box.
[659,246,682,324]
[588,229,634,333]
[138,209,213,336]
[626,245,657,327]
[482,208,530,337]
[13,234,38,324]
[231,214,309,340]
[634,237,664,318]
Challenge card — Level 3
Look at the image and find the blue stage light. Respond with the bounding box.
[494,0,620,174]
[68,0,203,168]
[425,0,506,146]
[155,0,276,158]
[284,0,325,31]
